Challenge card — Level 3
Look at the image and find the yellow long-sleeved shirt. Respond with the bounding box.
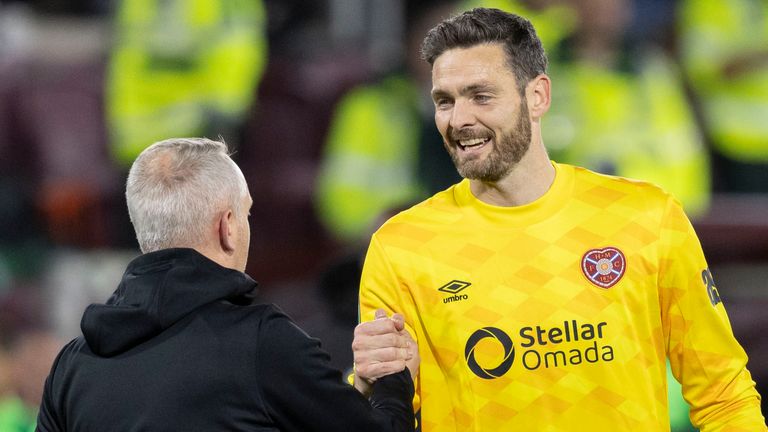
[360,162,765,431]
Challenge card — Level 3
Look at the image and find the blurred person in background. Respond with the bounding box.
[677,0,768,192]
[352,8,765,430]
[36,137,418,431]
[315,0,462,246]
[105,0,268,167]
[543,0,710,218]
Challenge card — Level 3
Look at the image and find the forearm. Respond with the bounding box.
[694,377,766,431]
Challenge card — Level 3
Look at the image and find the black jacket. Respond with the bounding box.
[37,248,414,431]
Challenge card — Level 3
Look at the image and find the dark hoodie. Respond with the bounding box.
[37,248,414,431]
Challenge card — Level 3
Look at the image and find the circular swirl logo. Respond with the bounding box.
[464,327,515,379]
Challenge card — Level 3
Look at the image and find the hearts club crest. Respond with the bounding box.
[581,247,626,289]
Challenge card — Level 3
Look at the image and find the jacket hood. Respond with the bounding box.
[81,248,258,357]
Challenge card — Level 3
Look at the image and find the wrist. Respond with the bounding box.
[353,373,374,398]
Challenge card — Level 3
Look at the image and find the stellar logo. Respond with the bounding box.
[438,280,471,304]
[464,320,615,379]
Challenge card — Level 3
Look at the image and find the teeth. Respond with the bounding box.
[459,138,487,147]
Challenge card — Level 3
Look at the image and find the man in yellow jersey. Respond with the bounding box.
[351,8,766,431]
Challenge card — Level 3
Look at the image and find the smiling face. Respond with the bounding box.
[431,43,532,182]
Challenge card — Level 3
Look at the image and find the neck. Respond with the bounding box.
[468,139,555,207]
[187,242,237,271]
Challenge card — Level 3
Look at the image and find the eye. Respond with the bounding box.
[473,94,492,103]
[434,98,453,110]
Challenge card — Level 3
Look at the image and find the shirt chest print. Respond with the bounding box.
[581,247,626,288]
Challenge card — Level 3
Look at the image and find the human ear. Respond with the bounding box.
[527,74,551,118]
[218,210,235,253]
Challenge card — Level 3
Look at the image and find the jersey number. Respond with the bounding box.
[701,268,721,306]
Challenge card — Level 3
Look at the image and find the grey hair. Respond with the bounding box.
[126,137,247,253]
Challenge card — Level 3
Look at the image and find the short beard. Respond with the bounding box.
[445,100,532,182]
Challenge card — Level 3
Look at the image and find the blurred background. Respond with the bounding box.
[0,0,765,430]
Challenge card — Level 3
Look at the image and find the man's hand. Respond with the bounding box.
[352,309,419,397]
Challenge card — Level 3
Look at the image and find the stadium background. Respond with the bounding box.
[0,0,765,430]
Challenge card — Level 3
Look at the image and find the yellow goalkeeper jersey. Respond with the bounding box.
[359,162,765,431]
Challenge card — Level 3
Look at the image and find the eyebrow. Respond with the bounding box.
[431,82,497,100]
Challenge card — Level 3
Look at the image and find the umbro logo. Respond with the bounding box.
[438,280,471,294]
[439,280,471,304]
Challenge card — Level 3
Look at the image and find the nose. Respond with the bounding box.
[449,99,476,130]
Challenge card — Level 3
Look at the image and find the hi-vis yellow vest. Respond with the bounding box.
[678,0,768,162]
[316,76,425,242]
[544,50,710,218]
[106,0,267,166]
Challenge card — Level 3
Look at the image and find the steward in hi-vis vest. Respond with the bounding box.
[106,0,267,166]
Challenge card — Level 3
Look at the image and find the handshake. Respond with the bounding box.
[352,309,420,396]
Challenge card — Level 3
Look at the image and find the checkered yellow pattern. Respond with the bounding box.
[360,163,765,431]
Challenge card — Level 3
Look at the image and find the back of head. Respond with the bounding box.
[421,7,548,93]
[126,137,246,253]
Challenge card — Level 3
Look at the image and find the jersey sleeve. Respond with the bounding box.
[359,233,422,415]
[256,305,414,432]
[658,196,766,431]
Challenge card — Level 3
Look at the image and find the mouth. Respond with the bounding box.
[457,137,491,152]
